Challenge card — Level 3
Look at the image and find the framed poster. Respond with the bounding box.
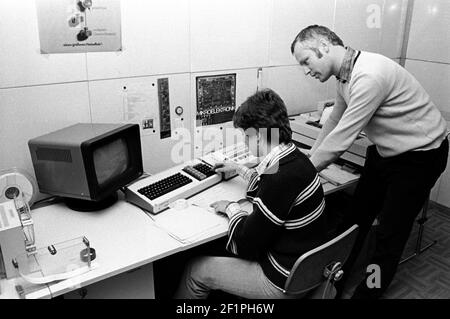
[36,0,122,54]
[196,73,236,126]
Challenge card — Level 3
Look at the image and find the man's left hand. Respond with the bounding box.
[210,200,231,214]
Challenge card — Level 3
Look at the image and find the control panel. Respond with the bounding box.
[182,163,216,181]
[157,78,171,139]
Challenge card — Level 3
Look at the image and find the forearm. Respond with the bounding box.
[310,148,341,172]
[236,165,257,182]
[310,115,339,154]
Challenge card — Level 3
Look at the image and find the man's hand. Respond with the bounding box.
[210,200,232,215]
[298,147,312,158]
[213,161,239,174]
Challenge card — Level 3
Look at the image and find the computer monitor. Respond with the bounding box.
[28,123,143,211]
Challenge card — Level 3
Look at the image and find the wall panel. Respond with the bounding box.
[0,83,91,178]
[261,66,328,116]
[86,0,191,80]
[190,0,271,72]
[407,0,450,63]
[334,0,384,53]
[0,0,87,88]
[269,0,336,66]
[405,60,450,119]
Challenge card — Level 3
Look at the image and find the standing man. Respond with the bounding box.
[291,25,448,299]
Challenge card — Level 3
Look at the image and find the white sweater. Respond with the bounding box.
[310,51,448,171]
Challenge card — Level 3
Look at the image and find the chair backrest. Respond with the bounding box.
[284,224,359,296]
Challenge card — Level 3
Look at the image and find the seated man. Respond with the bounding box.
[175,89,328,299]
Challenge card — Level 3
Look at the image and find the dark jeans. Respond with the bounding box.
[339,137,448,299]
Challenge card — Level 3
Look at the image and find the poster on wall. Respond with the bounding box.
[196,74,236,126]
[36,0,122,54]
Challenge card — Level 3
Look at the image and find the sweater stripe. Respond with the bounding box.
[292,174,321,207]
[268,253,290,277]
[266,144,296,170]
[254,197,284,226]
[247,174,259,192]
[228,212,247,233]
[285,199,325,229]
[227,216,246,254]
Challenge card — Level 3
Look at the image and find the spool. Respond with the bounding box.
[0,168,38,206]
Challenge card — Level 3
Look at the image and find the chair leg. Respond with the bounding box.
[307,281,337,299]
[400,197,437,265]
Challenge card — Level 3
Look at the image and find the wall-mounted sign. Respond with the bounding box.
[36,0,122,54]
[196,73,236,126]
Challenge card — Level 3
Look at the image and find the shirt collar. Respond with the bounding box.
[336,46,357,83]
[255,142,295,175]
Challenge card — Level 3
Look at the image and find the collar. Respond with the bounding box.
[255,142,296,175]
[336,47,358,83]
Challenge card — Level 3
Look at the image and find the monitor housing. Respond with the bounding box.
[28,123,143,211]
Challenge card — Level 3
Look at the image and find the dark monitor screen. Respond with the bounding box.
[93,138,130,186]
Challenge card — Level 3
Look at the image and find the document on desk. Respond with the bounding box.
[188,177,248,208]
[151,177,251,244]
[152,205,227,244]
[319,164,359,185]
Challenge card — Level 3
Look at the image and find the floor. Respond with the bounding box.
[341,201,450,299]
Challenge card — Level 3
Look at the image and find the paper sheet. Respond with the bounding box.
[152,205,227,244]
[320,164,359,185]
[151,177,252,244]
[189,178,248,208]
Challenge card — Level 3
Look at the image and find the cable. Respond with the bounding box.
[30,196,58,210]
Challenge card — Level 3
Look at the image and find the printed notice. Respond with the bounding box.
[122,84,158,136]
[36,0,122,54]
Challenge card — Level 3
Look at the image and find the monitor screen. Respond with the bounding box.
[93,138,129,186]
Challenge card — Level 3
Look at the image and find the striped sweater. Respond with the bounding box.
[226,143,328,291]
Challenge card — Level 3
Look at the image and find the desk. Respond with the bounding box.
[0,171,358,299]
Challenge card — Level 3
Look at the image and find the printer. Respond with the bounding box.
[290,113,372,168]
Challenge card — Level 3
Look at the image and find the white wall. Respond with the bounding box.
[264,0,407,114]
[0,0,416,202]
[405,0,450,206]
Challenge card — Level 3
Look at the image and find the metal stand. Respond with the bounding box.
[400,196,437,264]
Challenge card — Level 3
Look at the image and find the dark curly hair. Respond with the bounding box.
[233,89,292,144]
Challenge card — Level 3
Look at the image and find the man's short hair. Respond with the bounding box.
[290,25,344,54]
[233,89,292,144]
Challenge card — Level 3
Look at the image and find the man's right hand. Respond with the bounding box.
[213,161,239,174]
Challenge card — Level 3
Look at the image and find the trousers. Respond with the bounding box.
[339,137,448,298]
[174,256,299,299]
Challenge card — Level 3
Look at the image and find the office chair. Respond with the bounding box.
[400,193,437,264]
[284,224,359,299]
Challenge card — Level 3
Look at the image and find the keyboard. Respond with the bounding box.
[125,160,222,214]
[137,172,193,200]
[125,143,257,214]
